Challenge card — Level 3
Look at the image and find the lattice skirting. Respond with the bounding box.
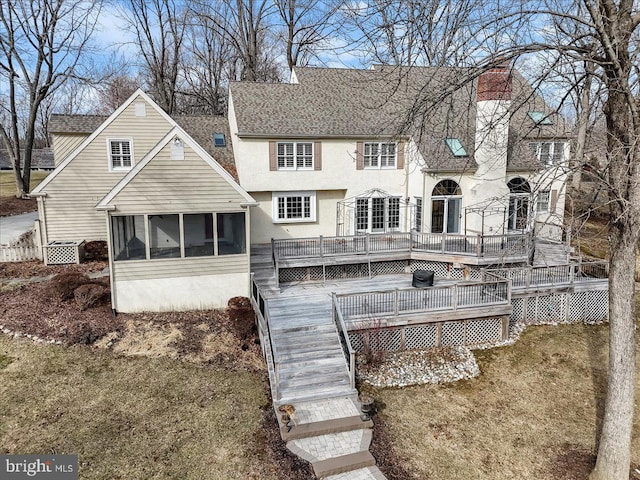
[348,317,506,352]
[278,259,483,284]
[509,290,608,328]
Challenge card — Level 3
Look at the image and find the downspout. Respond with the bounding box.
[404,142,410,231]
[105,211,117,314]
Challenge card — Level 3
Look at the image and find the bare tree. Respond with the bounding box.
[95,74,140,115]
[182,8,233,114]
[349,0,638,477]
[0,0,102,197]
[121,0,190,114]
[197,0,282,82]
[275,0,338,70]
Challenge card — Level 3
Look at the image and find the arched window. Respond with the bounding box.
[431,180,462,234]
[507,177,531,231]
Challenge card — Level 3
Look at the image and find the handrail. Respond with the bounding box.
[331,293,356,390]
[335,279,510,321]
[250,274,280,401]
[272,231,531,260]
[486,260,609,288]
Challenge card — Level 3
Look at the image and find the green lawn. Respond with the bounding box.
[0,337,278,480]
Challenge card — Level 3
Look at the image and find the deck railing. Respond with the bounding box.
[331,293,356,389]
[335,278,511,322]
[485,260,609,288]
[250,274,280,401]
[272,231,531,261]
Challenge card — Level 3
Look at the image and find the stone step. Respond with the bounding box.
[281,416,373,442]
[313,451,377,479]
[323,466,387,480]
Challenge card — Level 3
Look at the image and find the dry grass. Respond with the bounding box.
[0,171,49,197]
[0,336,284,480]
[368,322,640,480]
[0,171,49,216]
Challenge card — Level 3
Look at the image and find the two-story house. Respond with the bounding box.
[31,64,572,312]
[228,64,570,244]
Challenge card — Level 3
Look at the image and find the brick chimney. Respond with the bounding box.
[477,62,512,101]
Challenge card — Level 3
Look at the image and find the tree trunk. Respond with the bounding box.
[590,225,637,480]
[590,83,638,480]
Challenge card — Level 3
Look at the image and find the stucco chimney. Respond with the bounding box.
[470,60,512,233]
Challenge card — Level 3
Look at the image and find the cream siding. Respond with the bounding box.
[108,143,247,214]
[42,94,174,241]
[50,134,88,164]
[113,255,248,281]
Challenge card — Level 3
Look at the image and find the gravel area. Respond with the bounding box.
[357,346,480,388]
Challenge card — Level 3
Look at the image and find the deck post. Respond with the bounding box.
[319,235,324,257]
[527,267,532,288]
[477,234,483,256]
[271,238,276,263]
[394,288,399,316]
[452,284,458,310]
[366,233,370,255]
[441,233,446,253]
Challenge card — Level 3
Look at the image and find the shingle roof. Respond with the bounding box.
[0,148,54,170]
[48,113,237,179]
[172,116,237,180]
[49,114,108,134]
[231,65,570,173]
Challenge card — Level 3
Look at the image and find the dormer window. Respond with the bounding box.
[213,133,226,147]
[528,111,553,125]
[109,139,133,171]
[445,138,467,157]
[529,141,565,166]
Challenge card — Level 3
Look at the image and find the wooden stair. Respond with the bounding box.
[533,240,572,266]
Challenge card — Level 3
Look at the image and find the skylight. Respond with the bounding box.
[528,111,553,125]
[213,133,226,147]
[445,138,467,157]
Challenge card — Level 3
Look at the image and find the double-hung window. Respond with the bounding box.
[364,142,396,168]
[530,142,565,166]
[277,142,313,170]
[272,191,316,223]
[109,139,133,170]
[536,190,550,212]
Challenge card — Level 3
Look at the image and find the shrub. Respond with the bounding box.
[84,240,108,261]
[227,296,256,341]
[49,272,91,301]
[74,283,110,311]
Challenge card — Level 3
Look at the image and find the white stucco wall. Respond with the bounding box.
[113,272,250,312]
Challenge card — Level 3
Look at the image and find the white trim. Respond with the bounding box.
[272,191,317,223]
[33,89,179,194]
[276,141,314,170]
[97,126,255,208]
[536,189,550,213]
[363,141,397,169]
[107,137,135,171]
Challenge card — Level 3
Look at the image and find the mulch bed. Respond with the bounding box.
[0,260,108,280]
[0,197,36,217]
[0,280,120,345]
[258,407,315,480]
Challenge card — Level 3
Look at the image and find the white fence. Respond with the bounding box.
[0,221,42,262]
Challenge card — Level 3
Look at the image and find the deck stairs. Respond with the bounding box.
[533,239,572,266]
[250,245,384,479]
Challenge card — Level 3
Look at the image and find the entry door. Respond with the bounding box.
[508,195,530,231]
[431,198,461,234]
